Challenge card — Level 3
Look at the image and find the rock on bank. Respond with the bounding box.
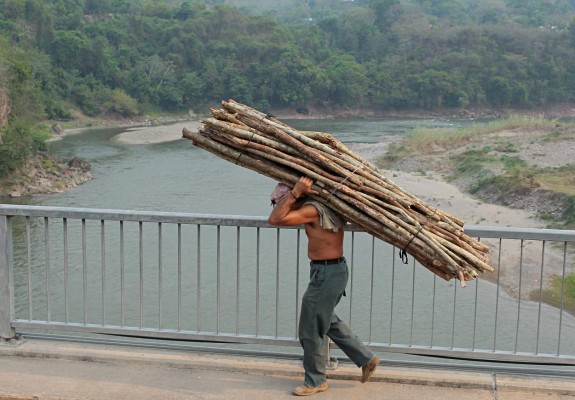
[0,152,93,198]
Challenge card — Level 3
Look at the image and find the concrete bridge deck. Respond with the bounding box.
[1,337,574,400]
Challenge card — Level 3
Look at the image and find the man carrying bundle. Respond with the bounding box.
[268,176,380,396]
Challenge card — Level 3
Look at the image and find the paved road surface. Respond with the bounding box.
[1,338,574,400]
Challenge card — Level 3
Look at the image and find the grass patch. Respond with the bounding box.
[500,155,527,169]
[493,142,517,153]
[393,126,477,153]
[534,164,575,196]
[485,115,560,131]
[542,129,575,142]
[468,168,534,194]
[52,181,65,190]
[562,196,575,228]
[535,272,575,316]
[450,147,529,192]
[451,147,495,177]
[386,116,560,157]
[40,157,58,173]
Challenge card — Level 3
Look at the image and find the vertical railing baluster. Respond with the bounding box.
[177,223,182,331]
[82,219,87,325]
[63,218,69,324]
[451,278,457,349]
[409,257,416,346]
[139,221,144,329]
[349,232,355,328]
[26,217,32,321]
[472,238,481,351]
[493,239,503,352]
[275,228,280,338]
[120,221,125,327]
[158,223,163,330]
[44,217,50,323]
[256,227,260,336]
[389,247,396,345]
[472,277,480,350]
[101,220,106,326]
[236,226,240,335]
[557,242,567,356]
[295,229,300,340]
[216,225,221,334]
[0,215,15,340]
[536,241,546,355]
[431,274,437,347]
[515,239,525,353]
[196,225,201,332]
[368,236,375,343]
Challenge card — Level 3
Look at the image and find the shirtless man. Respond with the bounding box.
[268,176,380,396]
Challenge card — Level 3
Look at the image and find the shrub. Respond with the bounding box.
[108,89,139,116]
[0,123,33,177]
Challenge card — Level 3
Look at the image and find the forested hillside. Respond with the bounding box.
[1,0,575,178]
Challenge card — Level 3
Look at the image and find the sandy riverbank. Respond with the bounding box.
[112,121,202,144]
[384,170,553,297]
[387,170,545,229]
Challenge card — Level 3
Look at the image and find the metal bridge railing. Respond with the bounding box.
[1,205,574,365]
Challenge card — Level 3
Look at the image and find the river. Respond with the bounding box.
[8,118,450,214]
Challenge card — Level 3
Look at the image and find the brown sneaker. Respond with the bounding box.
[361,355,380,383]
[292,383,329,396]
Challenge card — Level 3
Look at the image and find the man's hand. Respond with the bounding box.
[291,177,318,199]
[268,176,319,227]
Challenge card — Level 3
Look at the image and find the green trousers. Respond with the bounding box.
[299,258,374,387]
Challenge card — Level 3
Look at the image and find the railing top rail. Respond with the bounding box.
[0,204,363,231]
[1,205,574,239]
[465,224,575,241]
[0,204,274,227]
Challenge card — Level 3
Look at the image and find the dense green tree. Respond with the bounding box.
[50,30,91,72]
[318,54,368,107]
[108,89,139,116]
[369,0,400,32]
[84,0,112,14]
[1,0,26,19]
[0,36,47,176]
[176,1,195,20]
[51,0,84,30]
[486,76,512,106]
[411,70,468,109]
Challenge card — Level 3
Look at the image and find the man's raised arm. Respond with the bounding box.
[268,177,319,226]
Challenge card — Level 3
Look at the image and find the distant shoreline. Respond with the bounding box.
[55,101,575,146]
[271,102,575,120]
[112,121,202,145]
[49,101,575,142]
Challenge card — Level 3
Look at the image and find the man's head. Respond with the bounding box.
[270,183,292,206]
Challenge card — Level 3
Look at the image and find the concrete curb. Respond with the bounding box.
[1,338,574,398]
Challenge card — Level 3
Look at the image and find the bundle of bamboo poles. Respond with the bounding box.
[182,99,493,287]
